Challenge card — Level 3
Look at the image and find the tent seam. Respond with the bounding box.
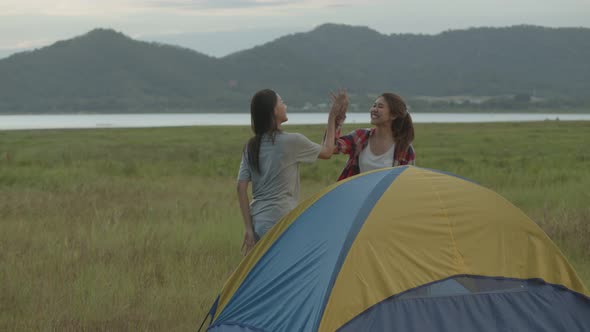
[422,168,466,273]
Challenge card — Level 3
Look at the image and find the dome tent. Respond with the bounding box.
[202,166,590,331]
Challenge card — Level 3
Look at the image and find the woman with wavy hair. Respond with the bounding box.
[334,92,416,181]
[237,89,346,255]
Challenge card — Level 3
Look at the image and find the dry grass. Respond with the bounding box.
[0,121,589,330]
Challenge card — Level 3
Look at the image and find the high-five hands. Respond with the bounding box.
[330,88,349,127]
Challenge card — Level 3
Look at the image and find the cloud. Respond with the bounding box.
[0,38,52,50]
[139,0,363,10]
[0,0,363,16]
[144,0,293,10]
[0,0,139,16]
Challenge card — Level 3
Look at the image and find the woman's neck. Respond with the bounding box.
[373,124,393,141]
[265,127,281,135]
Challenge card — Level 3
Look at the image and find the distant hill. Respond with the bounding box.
[1,24,589,113]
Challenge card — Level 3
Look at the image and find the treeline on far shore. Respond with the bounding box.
[1,94,588,114]
[2,24,590,114]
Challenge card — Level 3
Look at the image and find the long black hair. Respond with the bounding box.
[380,93,415,159]
[246,89,280,173]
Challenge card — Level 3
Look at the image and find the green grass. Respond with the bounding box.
[1,121,589,331]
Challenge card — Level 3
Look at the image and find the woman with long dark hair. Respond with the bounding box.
[237,89,346,255]
[334,92,415,181]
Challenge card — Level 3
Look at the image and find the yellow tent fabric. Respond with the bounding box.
[205,166,588,332]
[318,167,588,331]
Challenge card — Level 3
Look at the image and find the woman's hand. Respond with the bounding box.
[241,228,257,256]
[237,180,256,256]
[330,89,349,127]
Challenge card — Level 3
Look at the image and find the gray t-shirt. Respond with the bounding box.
[238,132,321,237]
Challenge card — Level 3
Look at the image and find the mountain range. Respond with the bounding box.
[1,23,589,113]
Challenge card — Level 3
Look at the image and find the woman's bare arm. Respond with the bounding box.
[237,180,256,255]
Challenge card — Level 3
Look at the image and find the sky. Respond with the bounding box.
[1,0,589,58]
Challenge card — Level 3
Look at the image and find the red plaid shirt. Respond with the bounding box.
[335,128,416,181]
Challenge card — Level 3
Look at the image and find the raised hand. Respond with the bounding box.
[330,88,349,127]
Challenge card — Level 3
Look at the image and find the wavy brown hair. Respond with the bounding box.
[380,92,414,158]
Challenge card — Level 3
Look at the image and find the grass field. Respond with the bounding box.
[1,121,589,331]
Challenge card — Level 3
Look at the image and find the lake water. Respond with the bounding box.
[1,113,590,130]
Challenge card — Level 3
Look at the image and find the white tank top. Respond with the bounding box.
[359,140,395,173]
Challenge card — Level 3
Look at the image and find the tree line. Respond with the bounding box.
[1,24,589,113]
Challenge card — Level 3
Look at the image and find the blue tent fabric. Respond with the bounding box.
[209,324,264,332]
[205,167,590,332]
[211,168,406,331]
[339,278,590,332]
